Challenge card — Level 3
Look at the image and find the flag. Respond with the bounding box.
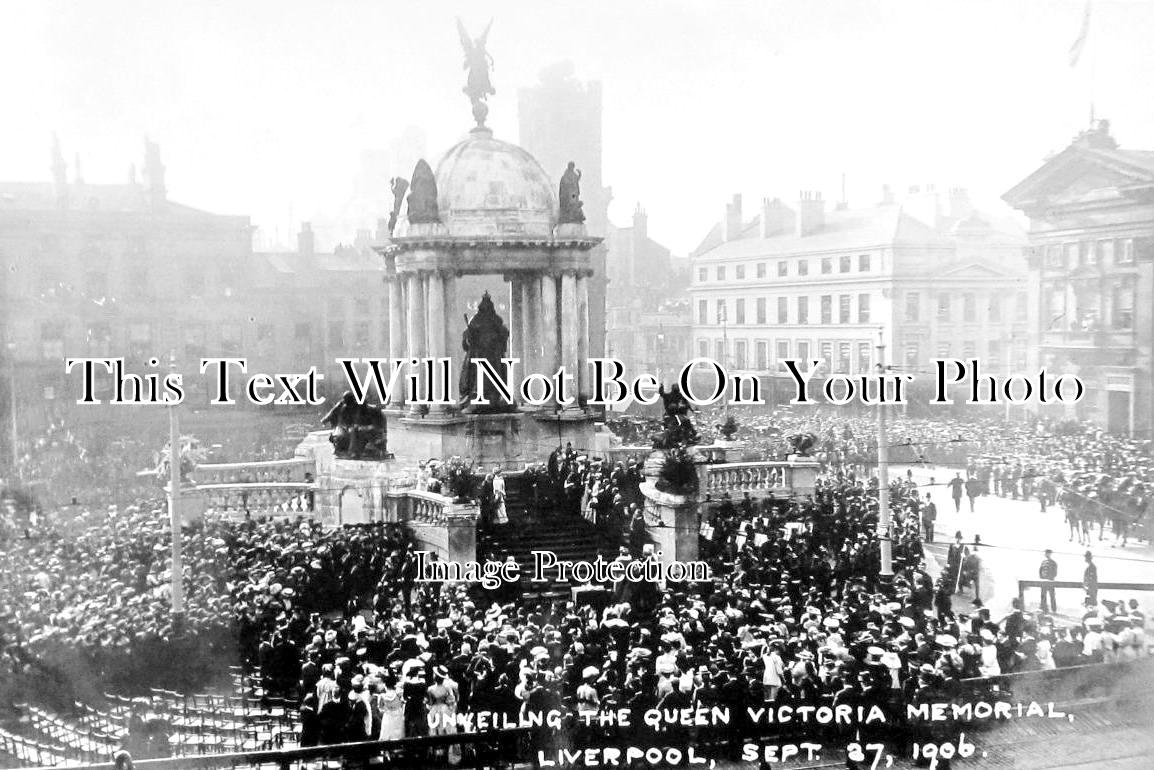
[1069,0,1091,67]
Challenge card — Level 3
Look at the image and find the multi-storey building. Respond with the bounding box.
[605,204,690,378]
[1003,121,1154,435]
[688,189,1028,406]
[518,62,610,359]
[0,141,388,468]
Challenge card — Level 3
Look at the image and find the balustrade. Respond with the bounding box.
[195,458,314,485]
[401,490,453,525]
[703,462,789,497]
[199,482,315,517]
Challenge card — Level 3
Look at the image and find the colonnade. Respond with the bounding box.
[388,269,591,415]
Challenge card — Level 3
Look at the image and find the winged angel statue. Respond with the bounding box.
[457,18,495,127]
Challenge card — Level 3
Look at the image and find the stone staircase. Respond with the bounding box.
[477,474,624,601]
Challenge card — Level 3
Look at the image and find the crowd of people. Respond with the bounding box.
[0,498,412,698]
[611,406,1151,547]
[0,408,1149,766]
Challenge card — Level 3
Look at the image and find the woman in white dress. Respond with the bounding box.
[427,667,461,764]
[492,470,509,526]
[377,676,406,742]
[978,629,1001,677]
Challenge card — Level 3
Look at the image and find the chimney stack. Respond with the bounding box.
[760,198,793,238]
[632,202,648,241]
[796,191,825,237]
[904,184,942,229]
[948,187,973,220]
[298,222,315,256]
[51,135,68,208]
[722,194,743,241]
[143,138,166,207]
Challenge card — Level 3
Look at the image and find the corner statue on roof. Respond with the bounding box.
[387,176,408,234]
[406,160,439,225]
[558,161,585,224]
[459,292,514,414]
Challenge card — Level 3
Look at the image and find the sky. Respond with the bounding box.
[2,0,1152,255]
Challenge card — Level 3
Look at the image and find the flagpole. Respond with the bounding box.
[1069,0,1093,126]
[1089,1,1097,126]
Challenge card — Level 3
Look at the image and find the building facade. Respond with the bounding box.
[604,204,690,379]
[0,141,389,471]
[688,189,1028,407]
[518,62,610,359]
[1003,121,1154,436]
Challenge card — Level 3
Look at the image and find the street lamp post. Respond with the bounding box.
[875,329,893,579]
[719,307,730,419]
[167,354,184,628]
[656,326,665,385]
[5,343,16,480]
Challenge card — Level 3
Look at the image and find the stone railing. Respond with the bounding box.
[195,458,314,485]
[701,461,790,498]
[384,489,479,563]
[198,482,315,517]
[401,489,455,526]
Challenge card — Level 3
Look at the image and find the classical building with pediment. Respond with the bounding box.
[1003,120,1154,436]
[688,188,1028,407]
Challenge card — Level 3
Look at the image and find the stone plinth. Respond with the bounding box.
[297,433,407,526]
[445,504,480,563]
[382,409,596,470]
[175,483,206,525]
[639,480,699,567]
[787,456,822,497]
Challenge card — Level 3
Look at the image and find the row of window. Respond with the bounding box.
[1043,238,1136,270]
[697,253,872,283]
[904,291,1028,323]
[1044,284,1135,331]
[699,294,872,326]
[697,338,874,374]
[696,337,1028,374]
[21,267,248,301]
[30,320,387,362]
[902,340,1027,370]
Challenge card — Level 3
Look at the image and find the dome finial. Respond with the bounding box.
[456,18,495,130]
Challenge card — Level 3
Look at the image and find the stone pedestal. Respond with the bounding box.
[378,410,596,471]
[297,434,406,526]
[445,504,480,563]
[176,483,207,525]
[787,456,822,497]
[639,479,699,567]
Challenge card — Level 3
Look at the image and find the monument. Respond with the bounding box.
[299,21,603,548]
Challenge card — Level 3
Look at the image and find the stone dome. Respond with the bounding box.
[434,129,557,238]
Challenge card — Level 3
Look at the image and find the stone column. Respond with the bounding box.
[509,276,524,363]
[560,271,580,411]
[523,278,540,392]
[387,276,405,408]
[539,273,559,411]
[443,272,459,410]
[427,271,446,412]
[406,272,425,417]
[576,272,590,402]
